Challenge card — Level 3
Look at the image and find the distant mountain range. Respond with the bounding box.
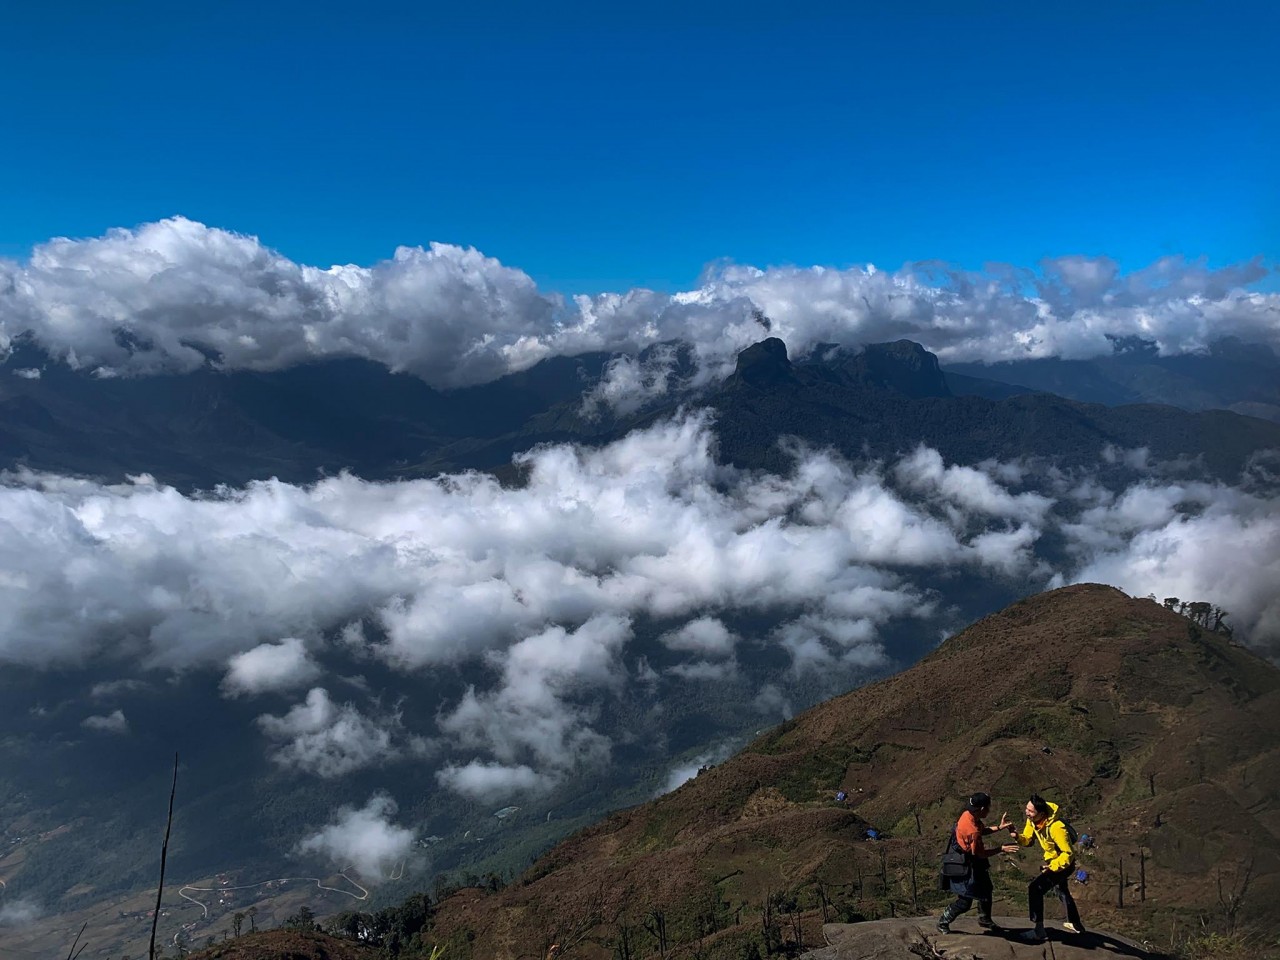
[705,338,1280,479]
[943,335,1280,423]
[4,334,1279,488]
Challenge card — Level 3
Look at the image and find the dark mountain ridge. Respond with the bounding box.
[3,336,1278,490]
[708,338,1280,480]
[943,336,1280,423]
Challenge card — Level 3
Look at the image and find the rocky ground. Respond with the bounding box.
[803,917,1156,960]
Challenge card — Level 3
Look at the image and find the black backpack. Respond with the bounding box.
[939,831,970,880]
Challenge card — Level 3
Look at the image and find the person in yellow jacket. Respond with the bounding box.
[1009,794,1085,942]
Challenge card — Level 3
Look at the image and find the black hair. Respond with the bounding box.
[1028,794,1051,817]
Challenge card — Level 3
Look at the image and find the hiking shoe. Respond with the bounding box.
[1017,928,1048,944]
[978,918,1003,932]
[1063,922,1086,934]
[936,918,951,934]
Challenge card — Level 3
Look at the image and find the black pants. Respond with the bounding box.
[946,894,994,922]
[945,862,993,922]
[1028,869,1082,928]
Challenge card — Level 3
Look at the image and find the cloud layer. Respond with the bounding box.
[257,687,398,778]
[0,898,42,927]
[81,709,130,734]
[1,219,1275,389]
[222,637,320,697]
[296,794,414,881]
[1,417,1276,798]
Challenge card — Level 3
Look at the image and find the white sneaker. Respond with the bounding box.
[1063,922,1085,934]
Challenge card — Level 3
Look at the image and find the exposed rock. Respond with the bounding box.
[730,336,796,388]
[835,339,952,398]
[803,918,1158,960]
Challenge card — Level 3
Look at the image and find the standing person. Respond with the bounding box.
[937,792,1019,933]
[1011,794,1085,942]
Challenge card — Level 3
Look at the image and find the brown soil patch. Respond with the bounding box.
[187,930,378,960]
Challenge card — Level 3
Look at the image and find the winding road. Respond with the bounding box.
[177,872,369,918]
[170,869,370,947]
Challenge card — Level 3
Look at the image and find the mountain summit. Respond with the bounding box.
[729,336,797,389]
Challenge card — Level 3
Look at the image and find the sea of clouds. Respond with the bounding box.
[3,417,1276,821]
[1,218,1276,395]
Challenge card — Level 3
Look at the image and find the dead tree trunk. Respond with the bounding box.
[149,753,179,960]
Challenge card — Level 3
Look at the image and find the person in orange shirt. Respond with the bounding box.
[937,792,1020,934]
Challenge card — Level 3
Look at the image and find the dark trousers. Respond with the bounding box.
[946,894,994,922]
[1028,869,1082,928]
[944,861,993,922]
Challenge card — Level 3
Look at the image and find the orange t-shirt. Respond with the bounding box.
[955,810,998,859]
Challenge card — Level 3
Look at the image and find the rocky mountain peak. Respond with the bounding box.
[730,336,795,389]
[837,339,951,398]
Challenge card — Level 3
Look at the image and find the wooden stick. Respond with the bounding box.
[150,753,179,960]
[63,920,87,960]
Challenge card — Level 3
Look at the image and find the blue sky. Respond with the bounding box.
[2,0,1276,293]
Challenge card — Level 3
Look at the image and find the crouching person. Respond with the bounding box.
[938,792,1019,933]
[1013,794,1085,942]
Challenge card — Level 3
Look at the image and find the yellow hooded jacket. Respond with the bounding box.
[1017,800,1074,872]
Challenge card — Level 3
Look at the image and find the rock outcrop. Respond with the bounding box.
[803,918,1157,960]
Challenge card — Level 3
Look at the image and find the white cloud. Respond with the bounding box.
[833,478,966,567]
[894,446,1053,524]
[435,760,555,800]
[0,414,1277,792]
[1059,481,1220,554]
[0,898,42,927]
[666,659,738,681]
[0,415,946,671]
[2,220,1275,400]
[580,345,684,418]
[222,637,321,697]
[297,794,414,882]
[657,742,738,796]
[1066,486,1280,642]
[82,709,129,734]
[0,218,563,387]
[659,617,737,657]
[89,678,146,699]
[969,523,1044,577]
[435,615,633,791]
[752,684,793,719]
[0,419,1269,672]
[257,688,397,778]
[0,469,416,668]
[773,614,888,676]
